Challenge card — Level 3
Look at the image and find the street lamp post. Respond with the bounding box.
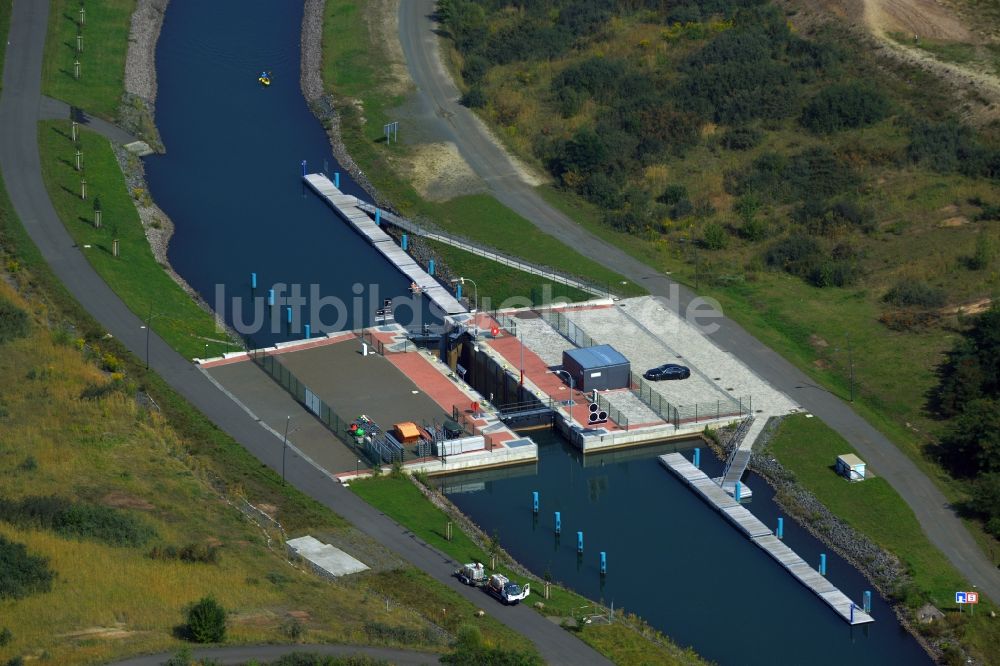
[451,276,478,312]
[356,458,361,478]
[549,369,576,426]
[143,301,162,370]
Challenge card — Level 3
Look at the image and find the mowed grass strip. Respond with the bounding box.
[350,476,707,665]
[424,238,595,307]
[41,0,134,121]
[767,413,1000,660]
[37,120,227,359]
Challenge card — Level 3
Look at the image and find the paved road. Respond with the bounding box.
[398,0,1000,601]
[108,644,438,666]
[0,3,609,664]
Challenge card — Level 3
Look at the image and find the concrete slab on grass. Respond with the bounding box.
[287,535,369,578]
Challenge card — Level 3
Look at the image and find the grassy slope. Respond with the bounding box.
[767,414,999,661]
[41,0,133,121]
[36,120,229,360]
[320,0,642,301]
[0,281,448,664]
[351,476,707,666]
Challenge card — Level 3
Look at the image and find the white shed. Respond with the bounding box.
[835,454,866,481]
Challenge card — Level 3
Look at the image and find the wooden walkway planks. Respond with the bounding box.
[660,453,874,625]
[303,174,467,316]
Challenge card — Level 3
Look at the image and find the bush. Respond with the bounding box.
[721,125,762,150]
[800,83,890,133]
[765,234,822,275]
[363,621,440,646]
[0,495,155,547]
[0,535,54,599]
[0,298,29,344]
[0,627,12,646]
[149,542,221,565]
[186,596,226,643]
[792,198,875,235]
[702,222,728,250]
[882,280,947,309]
[460,87,486,108]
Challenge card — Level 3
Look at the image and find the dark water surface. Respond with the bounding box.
[145,0,434,347]
[439,431,931,665]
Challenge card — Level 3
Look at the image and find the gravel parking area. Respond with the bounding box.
[507,311,576,366]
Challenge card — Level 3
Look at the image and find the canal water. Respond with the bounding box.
[438,430,930,665]
[144,0,435,347]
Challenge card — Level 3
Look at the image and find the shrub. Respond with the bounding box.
[149,542,221,565]
[800,83,890,133]
[703,222,728,250]
[186,596,226,643]
[281,617,305,641]
[0,298,29,344]
[459,87,486,108]
[0,536,54,600]
[363,621,440,646]
[721,125,762,150]
[0,627,12,646]
[882,279,947,309]
[0,495,155,547]
[17,456,37,472]
[765,234,822,275]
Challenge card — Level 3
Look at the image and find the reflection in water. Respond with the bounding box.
[437,430,931,666]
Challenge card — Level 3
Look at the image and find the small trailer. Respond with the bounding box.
[485,573,530,605]
[455,562,486,586]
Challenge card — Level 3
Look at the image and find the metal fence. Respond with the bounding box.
[541,310,595,349]
[629,371,749,428]
[355,202,613,299]
[595,392,629,430]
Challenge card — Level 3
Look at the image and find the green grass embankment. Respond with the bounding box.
[41,0,134,121]
[37,120,229,360]
[351,475,707,666]
[768,414,998,661]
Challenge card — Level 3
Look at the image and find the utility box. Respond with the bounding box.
[835,454,866,481]
[562,345,630,392]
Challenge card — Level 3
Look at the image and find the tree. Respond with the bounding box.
[938,398,1000,477]
[801,83,890,133]
[186,596,226,643]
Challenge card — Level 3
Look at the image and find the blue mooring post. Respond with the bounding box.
[532,491,539,514]
[375,209,381,225]
[286,306,292,324]
[456,284,463,299]
[777,517,784,539]
[402,234,408,251]
[429,259,435,276]
[820,553,827,576]
[850,602,855,623]
[301,159,307,176]
[577,531,583,554]
[268,289,275,307]
[693,447,701,469]
[334,172,340,189]
[251,272,257,290]
[554,511,561,534]
[304,324,311,339]
[735,481,742,502]
[864,591,872,613]
[600,551,607,575]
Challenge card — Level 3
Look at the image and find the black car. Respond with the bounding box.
[643,364,690,381]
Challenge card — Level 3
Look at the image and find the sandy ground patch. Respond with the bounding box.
[400,142,486,201]
[863,0,973,42]
[101,491,155,511]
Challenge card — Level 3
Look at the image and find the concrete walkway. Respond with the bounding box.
[398,0,1000,601]
[0,2,610,664]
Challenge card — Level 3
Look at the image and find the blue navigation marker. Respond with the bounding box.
[554,511,561,534]
[301,159,307,176]
[820,553,827,576]
[251,272,257,290]
[577,531,583,554]
[600,551,607,575]
[693,447,700,469]
[777,517,784,539]
[304,324,311,339]
[532,491,539,514]
[268,289,275,307]
[335,172,340,189]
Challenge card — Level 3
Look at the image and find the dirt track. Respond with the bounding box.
[863,0,972,41]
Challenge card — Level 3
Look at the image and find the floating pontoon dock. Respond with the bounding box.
[304,173,466,316]
[660,452,874,625]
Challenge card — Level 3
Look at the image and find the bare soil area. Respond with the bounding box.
[794,0,1000,124]
[401,141,486,201]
